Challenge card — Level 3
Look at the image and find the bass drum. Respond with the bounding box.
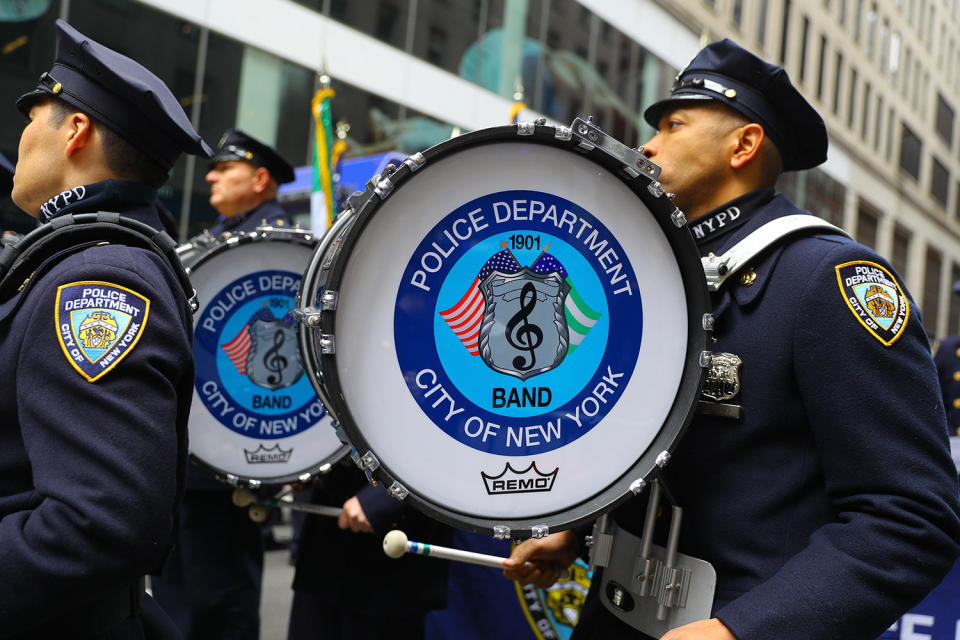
[298,119,710,537]
[180,226,348,486]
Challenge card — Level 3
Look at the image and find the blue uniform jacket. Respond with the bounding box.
[0,196,193,636]
[933,335,960,471]
[206,198,290,236]
[584,189,960,640]
[675,189,960,639]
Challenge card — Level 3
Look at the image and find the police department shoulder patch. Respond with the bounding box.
[55,281,150,382]
[835,261,909,346]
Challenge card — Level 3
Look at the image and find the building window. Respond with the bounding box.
[874,94,884,151]
[856,198,881,249]
[892,224,911,278]
[861,82,871,140]
[899,122,922,179]
[780,0,792,64]
[799,16,810,83]
[936,93,955,147]
[923,246,942,338]
[848,69,858,128]
[833,51,844,115]
[732,0,744,28]
[854,0,864,42]
[817,35,828,99]
[932,156,950,207]
[758,0,769,46]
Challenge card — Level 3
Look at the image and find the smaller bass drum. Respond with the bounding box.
[180,226,348,486]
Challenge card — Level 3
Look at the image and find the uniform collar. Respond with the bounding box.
[37,179,157,224]
[688,188,776,252]
[216,199,277,232]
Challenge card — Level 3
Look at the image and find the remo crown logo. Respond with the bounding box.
[194,269,323,439]
[395,190,643,456]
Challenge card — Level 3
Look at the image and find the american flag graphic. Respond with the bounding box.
[221,308,276,374]
[440,249,601,356]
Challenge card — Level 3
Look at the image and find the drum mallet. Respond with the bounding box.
[383,529,532,569]
[232,488,342,519]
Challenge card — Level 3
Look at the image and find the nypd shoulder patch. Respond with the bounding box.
[835,261,909,346]
[55,281,150,382]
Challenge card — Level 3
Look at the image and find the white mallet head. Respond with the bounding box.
[383,529,409,559]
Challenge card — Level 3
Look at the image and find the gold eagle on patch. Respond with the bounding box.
[835,261,909,346]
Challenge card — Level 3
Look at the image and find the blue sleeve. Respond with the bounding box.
[0,246,191,629]
[355,483,408,534]
[717,242,960,639]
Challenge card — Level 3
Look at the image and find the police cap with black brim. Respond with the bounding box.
[16,19,212,172]
[209,129,296,185]
[643,38,827,171]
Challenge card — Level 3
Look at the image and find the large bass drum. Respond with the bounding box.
[180,226,348,486]
[298,119,710,537]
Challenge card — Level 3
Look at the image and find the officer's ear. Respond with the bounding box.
[729,123,765,170]
[251,166,272,194]
[63,111,95,158]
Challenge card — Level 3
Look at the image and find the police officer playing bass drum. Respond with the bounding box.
[0,19,211,639]
[204,128,295,235]
[150,128,295,640]
[505,39,960,640]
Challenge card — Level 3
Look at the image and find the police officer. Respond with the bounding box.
[150,127,296,640]
[506,39,960,640]
[204,128,295,235]
[1,19,211,638]
[287,461,452,640]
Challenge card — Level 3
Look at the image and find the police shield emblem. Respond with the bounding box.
[478,268,570,380]
[246,317,303,390]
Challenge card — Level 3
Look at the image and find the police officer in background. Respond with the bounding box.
[204,128,295,235]
[1,19,210,638]
[506,39,960,640]
[149,127,294,640]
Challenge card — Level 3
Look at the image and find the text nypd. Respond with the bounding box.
[200,380,324,436]
[408,199,635,296]
[414,366,624,448]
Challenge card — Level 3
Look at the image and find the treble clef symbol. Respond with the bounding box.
[505,282,543,371]
[264,329,288,386]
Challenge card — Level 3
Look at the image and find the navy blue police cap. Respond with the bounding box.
[644,39,827,171]
[209,129,295,184]
[0,153,13,197]
[16,19,212,172]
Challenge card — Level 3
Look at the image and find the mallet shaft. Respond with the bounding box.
[405,540,507,569]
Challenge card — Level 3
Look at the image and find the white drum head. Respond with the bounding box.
[188,238,343,484]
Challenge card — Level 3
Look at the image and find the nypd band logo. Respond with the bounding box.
[194,270,326,441]
[836,261,909,346]
[56,281,150,382]
[394,190,644,489]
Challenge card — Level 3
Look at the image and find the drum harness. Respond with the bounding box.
[0,212,196,635]
[590,214,849,636]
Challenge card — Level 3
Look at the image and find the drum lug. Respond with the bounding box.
[655,451,671,469]
[670,208,687,228]
[554,126,572,141]
[570,117,662,181]
[360,450,380,473]
[387,481,409,500]
[374,175,395,199]
[321,289,339,311]
[492,525,511,540]
[516,121,536,136]
[403,152,426,172]
[699,351,713,368]
[294,306,323,327]
[629,478,646,495]
[530,524,550,539]
[647,181,665,198]
[702,313,715,331]
[319,334,336,354]
[188,290,199,314]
